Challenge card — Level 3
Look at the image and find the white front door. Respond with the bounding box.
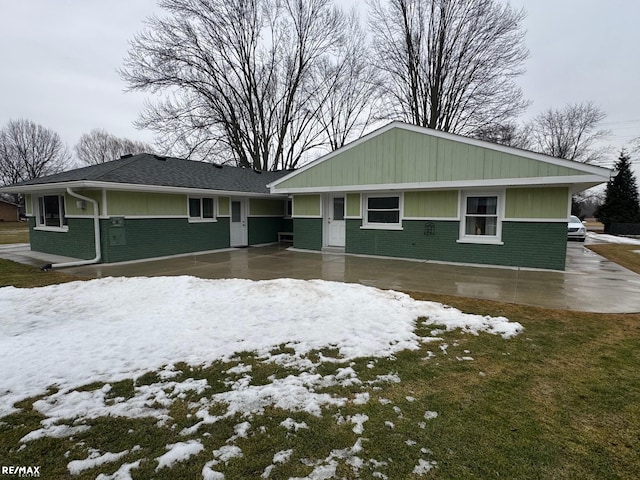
[325,195,345,247]
[230,198,248,247]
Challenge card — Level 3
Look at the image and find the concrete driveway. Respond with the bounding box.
[2,240,640,313]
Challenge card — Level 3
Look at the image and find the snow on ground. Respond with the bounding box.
[0,277,521,418]
[0,277,523,477]
[587,232,640,245]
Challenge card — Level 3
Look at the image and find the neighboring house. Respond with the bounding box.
[0,154,291,264]
[269,122,611,270]
[0,122,612,270]
[0,198,20,222]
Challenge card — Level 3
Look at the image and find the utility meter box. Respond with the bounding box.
[110,217,125,227]
[109,217,126,246]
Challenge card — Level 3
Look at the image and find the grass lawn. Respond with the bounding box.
[1,261,639,479]
[588,242,640,274]
[0,221,29,244]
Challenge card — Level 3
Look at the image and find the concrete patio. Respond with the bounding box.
[2,241,639,313]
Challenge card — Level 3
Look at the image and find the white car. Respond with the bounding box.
[568,215,586,242]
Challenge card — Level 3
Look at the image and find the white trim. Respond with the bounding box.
[292,214,322,219]
[503,218,568,223]
[188,196,217,222]
[459,190,504,244]
[34,226,69,233]
[188,218,218,223]
[102,188,108,217]
[118,215,189,219]
[271,175,608,194]
[363,193,403,229]
[360,225,404,231]
[403,216,459,221]
[269,121,612,191]
[1,180,286,198]
[344,215,363,220]
[456,238,505,245]
[65,215,97,219]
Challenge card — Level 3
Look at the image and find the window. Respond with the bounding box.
[188,197,215,221]
[460,193,502,243]
[285,198,292,218]
[333,197,344,221]
[364,195,401,227]
[36,195,67,229]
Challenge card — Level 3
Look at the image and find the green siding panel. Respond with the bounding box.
[293,218,322,251]
[404,190,458,218]
[505,187,569,219]
[248,217,285,244]
[345,219,566,270]
[293,195,321,217]
[346,193,361,217]
[65,190,101,216]
[275,127,587,190]
[107,191,186,216]
[101,218,230,263]
[249,198,285,216]
[29,218,96,260]
[219,197,230,216]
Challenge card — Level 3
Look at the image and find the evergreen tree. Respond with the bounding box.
[595,150,640,232]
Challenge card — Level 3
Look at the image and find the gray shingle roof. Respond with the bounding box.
[12,154,289,194]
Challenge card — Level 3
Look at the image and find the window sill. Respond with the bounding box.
[188,218,217,223]
[34,226,69,233]
[457,237,504,245]
[360,224,404,231]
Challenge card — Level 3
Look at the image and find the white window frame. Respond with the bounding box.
[361,194,403,230]
[35,194,68,232]
[284,197,293,219]
[188,196,217,222]
[458,191,504,244]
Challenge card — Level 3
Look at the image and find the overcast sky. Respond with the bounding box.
[1,0,639,168]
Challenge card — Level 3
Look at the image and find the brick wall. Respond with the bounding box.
[248,217,286,245]
[293,218,323,251]
[101,218,231,263]
[346,219,567,270]
[0,202,19,222]
[29,218,96,260]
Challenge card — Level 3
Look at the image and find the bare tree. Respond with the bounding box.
[121,0,356,170]
[0,119,70,187]
[310,10,383,151]
[75,129,154,165]
[473,122,531,149]
[368,0,529,135]
[527,102,609,163]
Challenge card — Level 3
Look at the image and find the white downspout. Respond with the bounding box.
[44,187,102,269]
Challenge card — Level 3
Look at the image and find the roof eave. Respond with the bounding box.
[271,174,610,194]
[0,180,287,197]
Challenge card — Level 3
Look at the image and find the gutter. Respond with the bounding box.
[42,187,102,270]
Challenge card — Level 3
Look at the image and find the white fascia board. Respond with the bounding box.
[0,180,287,198]
[391,123,614,177]
[269,121,613,191]
[272,175,609,194]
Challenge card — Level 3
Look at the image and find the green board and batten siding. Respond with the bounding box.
[293,195,321,217]
[275,128,587,190]
[505,187,569,219]
[404,190,459,218]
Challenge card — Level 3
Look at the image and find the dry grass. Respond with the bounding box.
[0,221,29,244]
[587,243,640,274]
